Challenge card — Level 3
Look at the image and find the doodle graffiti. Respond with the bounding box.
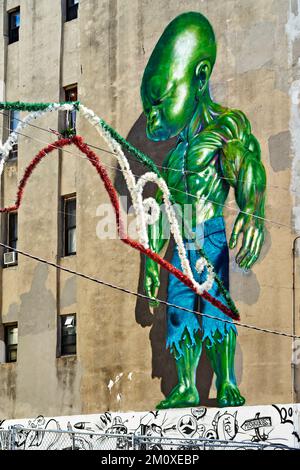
[0,402,299,450]
[241,412,272,442]
[272,404,294,426]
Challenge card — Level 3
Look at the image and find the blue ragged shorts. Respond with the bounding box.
[166,216,237,357]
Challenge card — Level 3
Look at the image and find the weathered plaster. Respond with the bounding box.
[268,130,291,172]
[287,0,300,231]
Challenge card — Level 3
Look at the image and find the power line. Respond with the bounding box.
[0,122,295,233]
[0,125,298,338]
[0,109,298,196]
[0,241,299,340]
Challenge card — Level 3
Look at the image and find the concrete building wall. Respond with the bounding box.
[2,403,300,449]
[0,0,299,419]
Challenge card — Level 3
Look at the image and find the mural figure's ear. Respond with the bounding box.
[195,60,211,98]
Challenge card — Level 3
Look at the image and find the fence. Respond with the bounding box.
[0,427,297,451]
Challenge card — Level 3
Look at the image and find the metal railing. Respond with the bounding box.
[0,427,297,451]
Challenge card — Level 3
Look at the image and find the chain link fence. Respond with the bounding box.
[133,435,295,450]
[0,430,12,451]
[0,427,297,450]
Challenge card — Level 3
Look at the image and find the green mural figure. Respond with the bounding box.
[141,12,266,409]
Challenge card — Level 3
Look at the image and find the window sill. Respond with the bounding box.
[7,157,18,164]
[3,264,18,269]
[57,354,77,360]
[65,18,78,23]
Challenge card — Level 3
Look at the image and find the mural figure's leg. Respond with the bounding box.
[199,217,245,407]
[156,244,201,410]
[156,331,202,409]
[205,329,245,407]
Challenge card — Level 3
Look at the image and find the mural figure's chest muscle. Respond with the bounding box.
[164,139,221,200]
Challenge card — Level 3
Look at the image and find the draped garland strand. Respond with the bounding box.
[0,101,240,320]
[0,101,80,112]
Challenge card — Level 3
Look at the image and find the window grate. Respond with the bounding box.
[61,314,76,356]
[63,85,78,136]
[3,212,18,267]
[63,196,76,256]
[8,111,19,160]
[5,324,18,363]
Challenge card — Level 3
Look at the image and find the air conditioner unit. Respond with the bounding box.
[3,251,17,266]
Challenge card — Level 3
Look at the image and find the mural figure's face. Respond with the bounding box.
[141,12,216,141]
[141,62,198,141]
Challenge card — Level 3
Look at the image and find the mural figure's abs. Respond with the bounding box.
[141,12,266,409]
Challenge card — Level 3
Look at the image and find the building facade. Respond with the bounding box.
[0,0,299,420]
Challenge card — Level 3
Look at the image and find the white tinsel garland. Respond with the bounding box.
[0,102,216,295]
[79,105,215,294]
[135,172,215,293]
[0,103,76,176]
[79,105,149,248]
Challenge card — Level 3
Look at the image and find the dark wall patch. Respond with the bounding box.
[61,276,76,309]
[268,131,291,172]
[230,259,261,305]
[229,227,271,305]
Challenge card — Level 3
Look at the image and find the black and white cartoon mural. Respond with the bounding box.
[0,404,299,450]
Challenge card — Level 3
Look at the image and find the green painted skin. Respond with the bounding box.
[141,12,266,409]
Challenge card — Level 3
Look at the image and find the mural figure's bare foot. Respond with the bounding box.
[217,381,245,407]
[156,384,200,410]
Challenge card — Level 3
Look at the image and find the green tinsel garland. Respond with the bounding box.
[0,101,80,112]
[99,117,162,178]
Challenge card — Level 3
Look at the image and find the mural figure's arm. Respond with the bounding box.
[221,134,267,270]
[144,188,169,307]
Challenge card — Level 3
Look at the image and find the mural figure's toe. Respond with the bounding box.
[217,382,245,408]
[156,385,200,410]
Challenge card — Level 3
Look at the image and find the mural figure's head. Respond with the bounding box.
[141,12,217,141]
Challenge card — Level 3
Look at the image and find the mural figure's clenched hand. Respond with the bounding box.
[144,259,160,308]
[229,212,264,270]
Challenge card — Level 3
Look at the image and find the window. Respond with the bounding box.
[64,84,78,135]
[5,324,18,363]
[65,85,78,103]
[66,0,79,22]
[63,196,76,256]
[60,314,76,355]
[3,212,18,266]
[8,110,19,160]
[8,212,18,251]
[8,8,20,44]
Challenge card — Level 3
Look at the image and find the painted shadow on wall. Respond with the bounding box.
[114,113,218,406]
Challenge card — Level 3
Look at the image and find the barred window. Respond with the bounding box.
[64,84,78,134]
[63,195,76,256]
[8,110,19,160]
[5,324,18,363]
[61,315,76,356]
[2,212,18,267]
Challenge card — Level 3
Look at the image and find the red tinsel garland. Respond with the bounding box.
[0,135,239,321]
